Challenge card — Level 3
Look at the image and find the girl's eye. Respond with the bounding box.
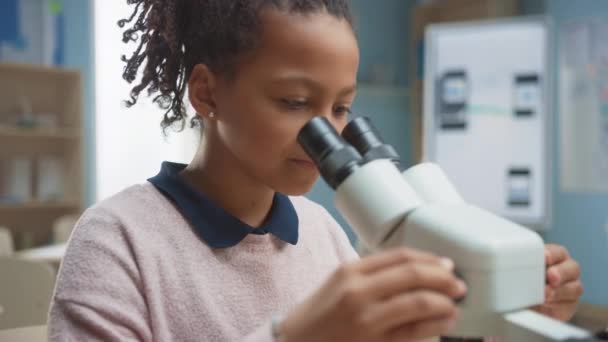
[281,99,308,110]
[334,105,352,116]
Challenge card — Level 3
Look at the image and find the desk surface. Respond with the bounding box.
[0,325,47,342]
[16,243,66,264]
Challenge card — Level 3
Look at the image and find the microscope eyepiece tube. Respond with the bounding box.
[341,116,383,153]
[342,116,401,167]
[401,163,465,205]
[297,117,363,189]
[298,117,423,249]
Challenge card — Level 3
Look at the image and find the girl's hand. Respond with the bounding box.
[532,244,583,321]
[280,247,467,342]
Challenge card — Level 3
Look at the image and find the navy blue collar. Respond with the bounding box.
[148,162,299,248]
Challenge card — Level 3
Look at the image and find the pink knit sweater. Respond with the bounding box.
[48,183,358,341]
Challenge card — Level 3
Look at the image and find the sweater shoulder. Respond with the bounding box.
[289,196,359,261]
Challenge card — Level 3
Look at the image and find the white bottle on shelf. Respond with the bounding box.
[3,158,33,203]
[37,156,63,202]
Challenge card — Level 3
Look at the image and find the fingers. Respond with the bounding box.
[532,303,557,319]
[362,290,459,335]
[354,247,451,275]
[546,258,580,287]
[533,301,579,322]
[546,267,560,286]
[365,262,466,300]
[545,244,569,267]
[539,247,583,324]
[546,280,584,302]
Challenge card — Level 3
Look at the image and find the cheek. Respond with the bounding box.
[254,119,304,162]
[215,87,312,181]
[219,110,299,166]
[249,125,293,159]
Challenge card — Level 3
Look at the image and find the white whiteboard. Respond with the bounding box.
[423,17,552,229]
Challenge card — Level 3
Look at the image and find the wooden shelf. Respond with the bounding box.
[0,127,79,157]
[0,201,81,247]
[0,62,80,78]
[0,201,80,211]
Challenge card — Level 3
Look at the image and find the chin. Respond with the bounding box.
[273,175,319,196]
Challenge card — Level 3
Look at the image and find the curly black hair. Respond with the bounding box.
[119,0,353,132]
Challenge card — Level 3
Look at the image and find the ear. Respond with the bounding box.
[188,64,217,120]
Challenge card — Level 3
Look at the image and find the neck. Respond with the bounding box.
[181,132,275,228]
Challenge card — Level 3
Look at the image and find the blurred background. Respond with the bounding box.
[0,0,607,337]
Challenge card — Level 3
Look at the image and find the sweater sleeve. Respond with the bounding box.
[239,205,360,342]
[48,208,152,342]
[239,321,275,342]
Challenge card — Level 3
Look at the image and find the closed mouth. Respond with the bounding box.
[291,158,317,169]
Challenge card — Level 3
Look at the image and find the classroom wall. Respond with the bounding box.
[93,1,200,202]
[519,0,545,15]
[61,0,96,205]
[350,0,414,86]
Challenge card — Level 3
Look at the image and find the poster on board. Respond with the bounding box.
[423,17,550,229]
[559,20,608,193]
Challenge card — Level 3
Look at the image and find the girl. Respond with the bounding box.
[48,1,582,341]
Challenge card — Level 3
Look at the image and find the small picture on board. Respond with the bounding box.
[513,74,541,118]
[437,70,469,130]
[507,167,532,207]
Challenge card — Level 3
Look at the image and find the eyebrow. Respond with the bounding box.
[270,75,357,96]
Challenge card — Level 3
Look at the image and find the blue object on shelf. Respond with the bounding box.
[0,0,21,44]
[53,12,65,65]
[0,0,65,65]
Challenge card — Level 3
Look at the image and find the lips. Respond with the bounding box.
[291,158,317,169]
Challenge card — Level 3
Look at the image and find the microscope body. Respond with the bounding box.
[298,116,592,340]
[333,159,545,337]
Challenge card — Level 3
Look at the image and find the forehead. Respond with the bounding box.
[236,8,359,83]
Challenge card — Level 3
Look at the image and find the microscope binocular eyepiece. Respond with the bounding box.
[297,117,362,190]
[297,115,401,189]
[341,116,401,168]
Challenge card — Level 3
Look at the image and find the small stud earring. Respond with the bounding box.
[208,112,215,118]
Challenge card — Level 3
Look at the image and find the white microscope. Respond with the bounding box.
[298,116,598,341]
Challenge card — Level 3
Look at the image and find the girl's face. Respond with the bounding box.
[201,9,359,195]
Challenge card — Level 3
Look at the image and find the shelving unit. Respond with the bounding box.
[0,62,83,249]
